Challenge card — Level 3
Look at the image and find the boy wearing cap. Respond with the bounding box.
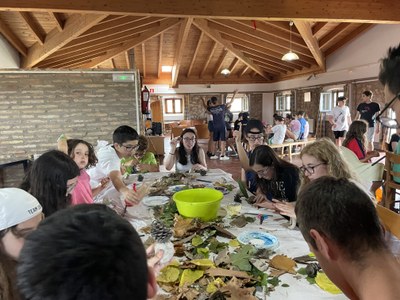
[18,204,157,300]
[0,188,43,300]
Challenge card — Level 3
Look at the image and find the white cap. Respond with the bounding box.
[0,188,42,231]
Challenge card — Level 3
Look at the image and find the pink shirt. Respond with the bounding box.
[71,169,94,205]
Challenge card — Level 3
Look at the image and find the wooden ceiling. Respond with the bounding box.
[0,1,398,87]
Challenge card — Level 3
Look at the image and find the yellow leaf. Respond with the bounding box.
[315,272,342,294]
[191,235,203,247]
[270,255,297,274]
[190,259,215,268]
[179,269,204,287]
[157,266,180,283]
[229,239,240,247]
[207,278,226,293]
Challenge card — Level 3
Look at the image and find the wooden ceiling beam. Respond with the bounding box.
[48,12,64,31]
[240,66,249,77]
[187,32,203,77]
[157,33,163,78]
[79,18,180,68]
[111,58,116,69]
[211,21,316,64]
[325,24,374,56]
[22,13,107,68]
[294,20,325,70]
[277,65,323,80]
[245,54,292,73]
[211,19,313,58]
[2,1,400,23]
[18,12,45,45]
[228,57,240,74]
[172,17,192,87]
[237,48,297,72]
[193,18,270,80]
[200,41,217,78]
[141,43,146,77]
[213,49,228,77]
[319,23,351,47]
[312,22,328,35]
[0,17,27,56]
[125,51,130,69]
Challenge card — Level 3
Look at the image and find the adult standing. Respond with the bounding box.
[328,96,352,146]
[355,91,380,151]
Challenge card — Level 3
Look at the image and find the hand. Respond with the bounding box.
[274,201,296,218]
[100,177,110,189]
[121,184,150,206]
[254,200,275,210]
[191,164,207,172]
[146,244,165,274]
[170,137,180,149]
[332,123,337,129]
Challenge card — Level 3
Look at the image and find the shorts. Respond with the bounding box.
[333,130,346,139]
[213,127,226,141]
[208,121,214,132]
[366,127,375,142]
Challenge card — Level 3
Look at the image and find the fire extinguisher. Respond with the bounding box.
[141,86,150,114]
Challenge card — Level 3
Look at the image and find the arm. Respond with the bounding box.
[235,124,250,170]
[201,96,208,109]
[92,177,110,197]
[163,137,180,171]
[355,111,361,120]
[226,89,239,108]
[109,170,142,205]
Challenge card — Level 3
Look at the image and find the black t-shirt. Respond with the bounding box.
[389,134,400,151]
[356,102,380,127]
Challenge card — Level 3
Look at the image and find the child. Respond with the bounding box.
[66,139,110,205]
[268,116,286,145]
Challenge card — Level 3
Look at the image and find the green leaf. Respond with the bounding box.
[208,238,228,254]
[250,266,268,286]
[306,276,316,284]
[192,235,204,247]
[237,180,249,198]
[267,276,281,287]
[297,267,307,275]
[230,245,255,272]
[281,283,290,287]
[196,247,209,258]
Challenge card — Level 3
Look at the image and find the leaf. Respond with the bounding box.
[196,247,209,258]
[206,268,253,279]
[231,245,255,272]
[215,248,230,267]
[237,180,249,198]
[269,255,297,274]
[221,277,257,300]
[157,266,180,283]
[179,269,204,287]
[297,267,307,275]
[229,239,240,247]
[206,278,226,294]
[208,238,228,254]
[191,235,204,247]
[281,283,290,287]
[190,258,214,268]
[267,276,280,287]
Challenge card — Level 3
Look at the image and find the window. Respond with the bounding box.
[319,90,344,112]
[276,95,291,111]
[164,98,183,114]
[227,93,248,112]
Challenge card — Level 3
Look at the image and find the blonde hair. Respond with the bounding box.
[343,120,368,151]
[300,138,354,188]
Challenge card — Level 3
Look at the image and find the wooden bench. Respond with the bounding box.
[269,138,316,161]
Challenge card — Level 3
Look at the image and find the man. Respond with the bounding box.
[328,96,351,146]
[17,204,158,300]
[88,125,141,204]
[355,90,380,151]
[295,177,400,300]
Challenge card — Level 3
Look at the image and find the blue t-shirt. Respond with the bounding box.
[394,143,400,183]
[298,117,306,134]
[208,105,226,129]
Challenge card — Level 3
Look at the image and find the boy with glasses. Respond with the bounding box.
[88,125,140,205]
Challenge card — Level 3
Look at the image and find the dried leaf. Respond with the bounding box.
[173,215,197,238]
[210,225,236,239]
[157,266,180,284]
[269,255,297,274]
[230,215,249,228]
[205,268,253,279]
[221,277,257,300]
[190,258,214,268]
[215,248,230,267]
[206,278,226,294]
[179,269,204,287]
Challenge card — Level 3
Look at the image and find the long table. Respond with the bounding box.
[115,169,346,300]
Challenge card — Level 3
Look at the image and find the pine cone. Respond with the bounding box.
[151,220,172,243]
[305,262,320,278]
[233,193,242,203]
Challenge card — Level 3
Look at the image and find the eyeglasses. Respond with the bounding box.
[299,163,325,175]
[247,135,264,142]
[375,93,400,129]
[120,143,139,152]
[255,166,273,176]
[183,137,196,142]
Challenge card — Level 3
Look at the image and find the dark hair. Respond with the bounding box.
[17,204,148,300]
[241,112,249,121]
[295,177,386,261]
[210,96,218,104]
[112,125,139,144]
[67,139,98,168]
[244,119,264,135]
[362,90,373,97]
[177,128,200,166]
[137,135,149,152]
[275,116,284,122]
[249,145,299,197]
[20,150,80,217]
[343,119,368,151]
[0,242,18,300]
[337,96,347,102]
[297,111,305,117]
[379,44,400,96]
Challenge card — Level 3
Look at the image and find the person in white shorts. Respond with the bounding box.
[328,96,352,146]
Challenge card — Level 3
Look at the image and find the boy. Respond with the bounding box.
[88,125,140,204]
[18,204,158,300]
[328,96,352,146]
[295,177,400,299]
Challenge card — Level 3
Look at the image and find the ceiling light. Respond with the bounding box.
[161,65,172,72]
[221,68,231,76]
[282,21,299,61]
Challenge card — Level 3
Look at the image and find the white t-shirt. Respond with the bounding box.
[271,124,286,144]
[87,144,120,187]
[330,106,350,131]
[176,154,193,172]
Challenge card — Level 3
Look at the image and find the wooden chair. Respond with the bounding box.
[383,151,400,210]
[376,205,400,240]
[194,124,209,139]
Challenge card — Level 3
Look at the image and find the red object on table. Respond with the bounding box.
[124,183,137,207]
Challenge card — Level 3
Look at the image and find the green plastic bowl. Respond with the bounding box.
[173,188,224,221]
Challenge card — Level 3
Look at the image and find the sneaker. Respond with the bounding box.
[210,155,218,160]
[206,151,212,158]
[219,155,230,161]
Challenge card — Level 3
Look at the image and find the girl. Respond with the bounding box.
[164,128,207,172]
[249,145,300,209]
[275,138,354,218]
[0,188,43,300]
[67,139,110,205]
[20,150,80,216]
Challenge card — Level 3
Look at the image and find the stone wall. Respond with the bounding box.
[249,94,262,120]
[0,72,138,187]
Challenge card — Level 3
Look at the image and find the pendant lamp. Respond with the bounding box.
[282,21,299,61]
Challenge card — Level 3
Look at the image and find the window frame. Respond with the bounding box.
[319,90,344,112]
[164,97,183,114]
[275,94,291,112]
[226,93,249,113]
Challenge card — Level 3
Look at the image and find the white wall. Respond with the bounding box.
[262,93,274,124]
[0,34,19,68]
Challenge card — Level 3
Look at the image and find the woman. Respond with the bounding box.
[21,150,80,216]
[164,128,207,172]
[249,145,300,209]
[343,120,380,162]
[0,188,43,300]
[275,138,354,218]
[121,135,159,173]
